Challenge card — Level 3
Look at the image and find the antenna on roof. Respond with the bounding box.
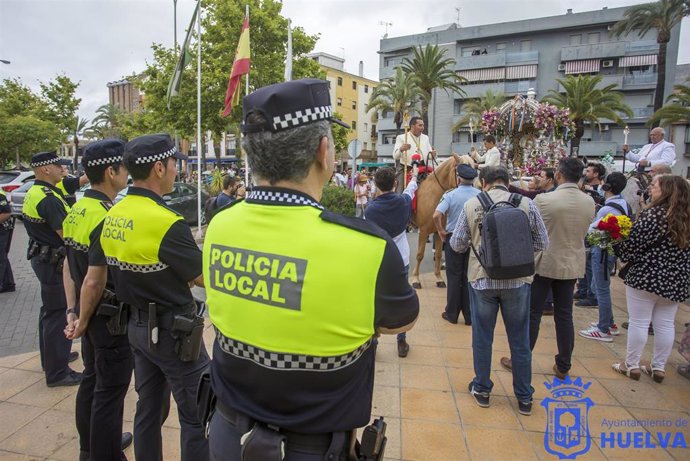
[455,7,461,27]
[379,20,393,38]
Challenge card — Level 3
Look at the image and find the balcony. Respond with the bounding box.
[451,142,476,155]
[505,80,537,95]
[505,51,539,65]
[578,141,619,156]
[626,40,658,54]
[456,53,506,71]
[623,73,657,89]
[459,82,505,99]
[560,41,626,61]
[376,143,394,159]
[558,74,624,92]
[377,116,397,131]
[628,107,654,119]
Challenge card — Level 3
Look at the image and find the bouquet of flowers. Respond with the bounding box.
[534,103,559,133]
[480,109,501,135]
[587,213,633,255]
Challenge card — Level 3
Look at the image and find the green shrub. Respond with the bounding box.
[321,185,355,216]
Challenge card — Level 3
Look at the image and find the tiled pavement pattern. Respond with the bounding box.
[1,225,689,459]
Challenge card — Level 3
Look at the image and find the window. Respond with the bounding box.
[461,46,476,57]
[520,40,531,52]
[569,34,582,46]
[383,134,396,145]
[352,81,357,90]
[352,101,357,110]
[364,122,368,132]
[453,99,463,115]
[588,32,600,44]
[364,84,369,93]
[496,42,506,52]
[337,97,342,106]
[352,121,357,130]
[363,142,368,150]
[337,77,343,86]
[452,131,462,143]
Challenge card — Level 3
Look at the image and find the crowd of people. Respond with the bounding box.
[1,77,689,460]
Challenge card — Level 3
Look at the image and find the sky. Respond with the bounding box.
[1,0,688,121]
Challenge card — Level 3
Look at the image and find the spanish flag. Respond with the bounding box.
[222,16,250,117]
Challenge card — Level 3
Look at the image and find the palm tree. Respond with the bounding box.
[91,103,122,138]
[72,116,90,170]
[366,67,419,134]
[401,44,467,134]
[611,0,690,127]
[451,90,507,133]
[648,77,690,126]
[543,75,633,155]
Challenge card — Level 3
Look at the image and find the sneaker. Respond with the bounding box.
[397,339,409,358]
[500,356,512,371]
[518,399,533,416]
[579,326,613,342]
[468,382,490,408]
[575,299,598,308]
[589,322,620,336]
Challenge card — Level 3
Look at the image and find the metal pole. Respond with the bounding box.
[244,4,250,188]
[195,0,203,239]
[173,0,178,50]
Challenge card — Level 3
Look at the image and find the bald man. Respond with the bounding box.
[623,127,676,169]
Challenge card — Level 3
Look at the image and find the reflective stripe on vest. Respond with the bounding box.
[22,184,70,223]
[203,201,385,357]
[100,194,181,272]
[62,196,110,252]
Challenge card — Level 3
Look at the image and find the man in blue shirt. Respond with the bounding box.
[434,164,480,325]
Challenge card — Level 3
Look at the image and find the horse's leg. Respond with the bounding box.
[411,230,426,289]
[434,233,446,288]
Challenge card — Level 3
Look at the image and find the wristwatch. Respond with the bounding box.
[66,307,77,316]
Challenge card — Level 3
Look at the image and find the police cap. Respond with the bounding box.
[30,152,71,168]
[81,139,125,168]
[456,164,478,180]
[241,78,350,134]
[125,133,187,165]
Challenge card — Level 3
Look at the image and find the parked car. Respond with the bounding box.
[75,182,208,225]
[0,170,35,199]
[8,180,34,217]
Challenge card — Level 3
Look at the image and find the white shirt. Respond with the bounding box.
[393,132,433,166]
[475,146,501,168]
[625,140,676,167]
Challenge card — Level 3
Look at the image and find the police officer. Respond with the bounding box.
[57,167,89,207]
[203,79,420,460]
[22,152,81,387]
[0,187,15,292]
[62,139,133,461]
[100,134,209,461]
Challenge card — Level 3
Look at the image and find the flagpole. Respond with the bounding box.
[195,0,203,239]
[244,4,250,189]
[285,18,292,82]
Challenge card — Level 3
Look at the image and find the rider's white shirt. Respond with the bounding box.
[625,140,676,167]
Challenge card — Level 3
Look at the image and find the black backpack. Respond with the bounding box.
[204,195,221,223]
[471,192,535,280]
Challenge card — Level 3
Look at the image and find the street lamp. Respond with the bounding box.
[0,60,10,64]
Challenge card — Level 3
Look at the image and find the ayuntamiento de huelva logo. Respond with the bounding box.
[542,376,688,459]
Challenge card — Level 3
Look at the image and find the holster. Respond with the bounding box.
[172,309,204,362]
[196,369,216,439]
[26,240,40,260]
[97,303,129,336]
[357,417,387,461]
[240,423,286,461]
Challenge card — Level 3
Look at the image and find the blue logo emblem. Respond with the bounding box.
[542,376,594,459]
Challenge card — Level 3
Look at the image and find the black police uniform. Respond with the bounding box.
[22,171,77,385]
[0,190,15,292]
[57,175,82,206]
[100,134,209,461]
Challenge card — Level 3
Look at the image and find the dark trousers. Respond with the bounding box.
[129,311,210,461]
[75,314,133,461]
[443,239,471,324]
[31,257,73,383]
[528,275,576,373]
[209,408,350,461]
[0,230,14,289]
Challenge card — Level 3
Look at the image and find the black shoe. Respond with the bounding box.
[518,399,533,416]
[121,432,133,450]
[397,339,409,358]
[47,370,82,388]
[68,351,79,363]
[575,299,597,308]
[468,382,490,408]
[542,309,554,316]
[441,312,458,324]
[573,292,586,300]
[621,322,654,335]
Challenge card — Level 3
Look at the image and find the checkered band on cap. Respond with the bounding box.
[216,328,372,371]
[272,105,332,131]
[246,189,324,210]
[106,256,169,273]
[30,158,60,168]
[133,146,177,165]
[85,155,123,167]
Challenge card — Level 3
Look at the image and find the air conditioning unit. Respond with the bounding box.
[602,60,614,68]
[557,64,566,71]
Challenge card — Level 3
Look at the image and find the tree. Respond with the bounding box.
[648,77,690,126]
[543,74,633,155]
[401,44,466,134]
[91,104,123,139]
[331,112,349,158]
[612,0,690,126]
[0,78,42,117]
[451,89,507,133]
[0,115,62,168]
[40,74,81,139]
[366,67,419,134]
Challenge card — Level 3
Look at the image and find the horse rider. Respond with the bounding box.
[623,127,676,171]
[393,116,436,192]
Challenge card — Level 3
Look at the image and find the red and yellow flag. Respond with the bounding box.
[222,16,250,117]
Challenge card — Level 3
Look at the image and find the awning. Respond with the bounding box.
[458,67,505,82]
[506,64,537,80]
[619,54,657,67]
[565,59,600,74]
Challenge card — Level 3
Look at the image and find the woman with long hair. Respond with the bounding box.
[612,175,690,382]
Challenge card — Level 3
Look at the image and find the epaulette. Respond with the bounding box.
[319,210,390,241]
[42,186,54,196]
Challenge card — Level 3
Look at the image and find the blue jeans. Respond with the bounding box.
[576,249,594,299]
[590,246,616,333]
[469,284,533,402]
[397,265,410,342]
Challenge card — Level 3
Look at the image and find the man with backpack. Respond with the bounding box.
[450,166,548,416]
[206,175,246,222]
[502,158,595,381]
[578,172,630,342]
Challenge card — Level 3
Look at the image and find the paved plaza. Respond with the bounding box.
[0,223,689,460]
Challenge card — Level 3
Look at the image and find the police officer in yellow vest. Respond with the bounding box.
[57,167,89,207]
[62,139,134,460]
[0,188,15,293]
[22,151,81,387]
[100,133,209,461]
[203,79,419,460]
